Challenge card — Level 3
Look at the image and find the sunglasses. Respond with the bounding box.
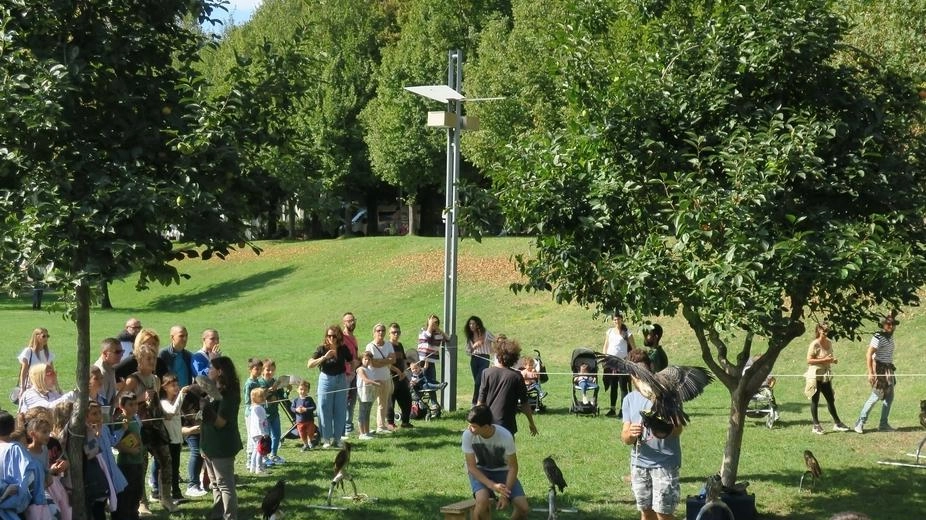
[390,330,401,335]
[326,334,337,338]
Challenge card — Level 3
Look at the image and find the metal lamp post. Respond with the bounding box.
[404,49,480,411]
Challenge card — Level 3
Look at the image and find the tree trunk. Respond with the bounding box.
[68,279,92,520]
[721,383,751,487]
[407,203,416,236]
[287,197,296,239]
[99,279,112,309]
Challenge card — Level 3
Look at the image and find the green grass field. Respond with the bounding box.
[1,236,924,519]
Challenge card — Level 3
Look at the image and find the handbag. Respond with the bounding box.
[9,386,20,405]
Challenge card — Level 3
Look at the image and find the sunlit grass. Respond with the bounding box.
[1,236,923,518]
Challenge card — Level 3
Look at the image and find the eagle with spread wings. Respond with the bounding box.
[596,352,714,437]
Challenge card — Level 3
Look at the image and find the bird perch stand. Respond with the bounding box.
[530,488,578,519]
[799,471,817,493]
[876,433,926,469]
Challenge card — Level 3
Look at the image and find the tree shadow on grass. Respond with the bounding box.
[711,464,926,519]
[145,266,297,312]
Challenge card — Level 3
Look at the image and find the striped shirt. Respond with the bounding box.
[869,332,895,364]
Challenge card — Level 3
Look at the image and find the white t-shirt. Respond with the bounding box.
[365,341,395,381]
[356,367,377,403]
[17,347,55,388]
[462,424,516,471]
[247,405,269,439]
[605,328,632,359]
[161,396,185,444]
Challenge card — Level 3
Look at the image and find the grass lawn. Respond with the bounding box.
[1,236,924,519]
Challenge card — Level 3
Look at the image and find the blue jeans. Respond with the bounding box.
[267,413,282,456]
[317,372,347,442]
[470,354,490,405]
[858,386,894,428]
[186,434,203,488]
[345,376,356,433]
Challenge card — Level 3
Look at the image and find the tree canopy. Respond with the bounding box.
[467,0,926,485]
[1,2,262,515]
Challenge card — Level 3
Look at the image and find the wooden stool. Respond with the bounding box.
[440,498,477,520]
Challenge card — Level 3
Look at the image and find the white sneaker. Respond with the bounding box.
[358,433,375,440]
[185,485,208,498]
[321,442,333,449]
[375,428,393,435]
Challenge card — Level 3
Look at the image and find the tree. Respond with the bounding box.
[469,0,926,486]
[361,0,510,235]
[199,0,390,238]
[0,2,261,517]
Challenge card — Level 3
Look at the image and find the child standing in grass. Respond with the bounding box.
[259,359,288,465]
[356,352,380,441]
[290,381,317,451]
[159,372,188,500]
[243,358,263,464]
[0,410,33,518]
[48,402,72,520]
[243,358,263,416]
[113,391,144,520]
[246,388,270,474]
[25,412,61,520]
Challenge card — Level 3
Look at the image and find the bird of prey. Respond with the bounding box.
[800,449,822,492]
[333,442,352,483]
[261,480,285,520]
[195,375,223,401]
[327,443,358,506]
[804,450,822,479]
[595,353,714,436]
[543,457,567,494]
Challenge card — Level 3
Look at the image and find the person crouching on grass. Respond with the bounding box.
[462,404,528,520]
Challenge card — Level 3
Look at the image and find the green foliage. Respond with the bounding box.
[1,238,925,519]
[471,0,926,484]
[361,0,510,205]
[0,0,261,301]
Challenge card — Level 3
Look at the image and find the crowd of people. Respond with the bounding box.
[1,310,901,520]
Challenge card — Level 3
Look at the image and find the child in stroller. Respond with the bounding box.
[407,360,446,420]
[574,362,598,406]
[519,350,548,412]
[744,354,779,428]
[570,347,600,416]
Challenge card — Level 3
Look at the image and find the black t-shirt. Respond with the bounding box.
[312,344,353,376]
[479,366,528,435]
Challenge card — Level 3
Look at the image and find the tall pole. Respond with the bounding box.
[441,49,462,411]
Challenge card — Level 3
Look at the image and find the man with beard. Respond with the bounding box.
[342,312,360,436]
[854,315,900,433]
[644,324,668,373]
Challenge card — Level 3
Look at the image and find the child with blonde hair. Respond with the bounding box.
[246,388,270,474]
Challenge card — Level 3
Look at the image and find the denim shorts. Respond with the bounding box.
[468,469,525,499]
[630,465,680,515]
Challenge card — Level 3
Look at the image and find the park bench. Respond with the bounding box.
[440,498,476,520]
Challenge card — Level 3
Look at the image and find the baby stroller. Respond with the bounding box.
[570,347,600,416]
[523,349,549,413]
[408,384,442,421]
[743,357,779,428]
